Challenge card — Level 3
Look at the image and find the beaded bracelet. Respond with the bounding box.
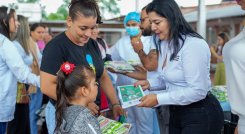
[112,103,121,108]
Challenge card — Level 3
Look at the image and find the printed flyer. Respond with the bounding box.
[117,85,145,108]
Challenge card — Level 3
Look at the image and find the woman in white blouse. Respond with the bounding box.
[135,0,224,134]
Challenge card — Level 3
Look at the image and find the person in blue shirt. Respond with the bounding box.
[0,6,40,134]
[135,0,224,134]
[6,15,34,134]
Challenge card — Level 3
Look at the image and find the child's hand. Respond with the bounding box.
[87,102,99,115]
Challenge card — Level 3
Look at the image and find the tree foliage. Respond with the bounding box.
[47,13,65,20]
[99,0,119,15]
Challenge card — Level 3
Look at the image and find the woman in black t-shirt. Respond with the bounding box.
[40,1,124,133]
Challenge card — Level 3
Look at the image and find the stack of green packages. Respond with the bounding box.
[211,86,228,102]
[98,116,131,134]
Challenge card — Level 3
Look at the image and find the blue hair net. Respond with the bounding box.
[123,12,140,26]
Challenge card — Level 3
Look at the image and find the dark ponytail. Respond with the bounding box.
[55,70,69,133]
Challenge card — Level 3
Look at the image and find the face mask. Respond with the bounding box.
[125,26,140,37]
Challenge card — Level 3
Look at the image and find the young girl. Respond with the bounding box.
[55,62,101,134]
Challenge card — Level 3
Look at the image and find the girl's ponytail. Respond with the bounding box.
[55,70,68,132]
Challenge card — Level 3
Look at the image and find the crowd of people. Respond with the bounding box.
[0,0,245,134]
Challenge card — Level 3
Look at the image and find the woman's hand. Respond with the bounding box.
[134,65,147,73]
[87,102,99,115]
[112,104,125,119]
[130,33,143,54]
[137,94,158,107]
[134,80,150,90]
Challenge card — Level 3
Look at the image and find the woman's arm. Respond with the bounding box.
[99,69,119,105]
[210,46,223,61]
[99,68,124,117]
[2,37,40,87]
[40,71,57,100]
[131,39,158,71]
[130,34,158,71]
[125,71,146,80]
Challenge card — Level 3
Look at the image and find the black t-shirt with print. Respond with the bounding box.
[41,32,104,105]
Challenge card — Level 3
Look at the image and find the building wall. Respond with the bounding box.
[189,16,245,45]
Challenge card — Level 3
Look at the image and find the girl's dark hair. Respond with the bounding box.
[218,32,229,45]
[69,0,102,24]
[55,65,95,132]
[0,6,16,39]
[146,0,203,61]
[30,23,44,32]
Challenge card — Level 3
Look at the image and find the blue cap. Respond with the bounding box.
[123,12,140,26]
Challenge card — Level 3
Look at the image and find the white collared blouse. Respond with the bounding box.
[149,36,211,106]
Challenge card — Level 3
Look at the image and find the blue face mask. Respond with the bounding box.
[125,27,140,37]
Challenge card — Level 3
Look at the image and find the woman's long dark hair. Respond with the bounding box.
[55,65,95,133]
[218,32,229,46]
[217,32,229,54]
[0,6,15,39]
[146,0,203,61]
[69,0,102,24]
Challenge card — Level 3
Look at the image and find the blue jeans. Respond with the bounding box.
[29,88,43,134]
[45,101,56,134]
[0,122,7,134]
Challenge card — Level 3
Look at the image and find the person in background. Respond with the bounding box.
[38,25,52,134]
[43,25,53,45]
[139,5,165,134]
[0,6,40,134]
[210,32,229,86]
[29,23,43,134]
[91,24,113,116]
[129,5,163,134]
[55,63,101,134]
[91,24,112,62]
[6,15,33,134]
[223,0,245,133]
[110,11,154,134]
[40,0,123,133]
[135,0,224,134]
